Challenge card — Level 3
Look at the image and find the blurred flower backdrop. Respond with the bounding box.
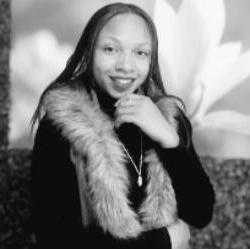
[10,0,250,158]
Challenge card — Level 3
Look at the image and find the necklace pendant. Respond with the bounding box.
[137,175,143,187]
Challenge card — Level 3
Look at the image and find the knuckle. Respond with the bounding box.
[143,96,151,105]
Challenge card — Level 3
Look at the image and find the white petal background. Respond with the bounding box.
[10,0,250,158]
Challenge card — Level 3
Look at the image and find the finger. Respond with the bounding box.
[115,95,133,107]
[115,113,137,128]
[115,94,144,107]
[115,105,138,120]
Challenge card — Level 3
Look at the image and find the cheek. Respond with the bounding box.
[138,60,150,78]
[134,61,150,89]
[93,52,115,74]
[92,53,113,88]
[93,54,105,74]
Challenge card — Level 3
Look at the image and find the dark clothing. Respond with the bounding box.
[31,118,214,249]
[31,88,215,249]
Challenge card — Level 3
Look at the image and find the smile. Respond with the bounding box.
[114,78,133,85]
[110,76,135,91]
[111,76,135,84]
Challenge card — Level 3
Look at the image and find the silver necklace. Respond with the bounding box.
[120,132,143,187]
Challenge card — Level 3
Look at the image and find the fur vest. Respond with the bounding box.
[43,86,179,239]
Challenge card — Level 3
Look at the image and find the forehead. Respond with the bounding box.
[97,13,152,45]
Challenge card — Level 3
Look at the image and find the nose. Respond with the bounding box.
[115,51,134,73]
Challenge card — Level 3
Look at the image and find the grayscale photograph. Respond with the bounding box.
[0,0,249,248]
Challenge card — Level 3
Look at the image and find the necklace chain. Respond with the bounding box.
[119,132,143,187]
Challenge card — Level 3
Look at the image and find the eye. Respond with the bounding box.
[135,50,151,58]
[103,46,118,54]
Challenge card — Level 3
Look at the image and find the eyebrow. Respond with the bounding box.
[101,35,151,46]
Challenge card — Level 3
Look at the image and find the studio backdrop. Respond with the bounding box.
[10,0,250,158]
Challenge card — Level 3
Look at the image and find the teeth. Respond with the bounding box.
[114,79,133,85]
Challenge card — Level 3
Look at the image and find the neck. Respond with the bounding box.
[95,87,117,118]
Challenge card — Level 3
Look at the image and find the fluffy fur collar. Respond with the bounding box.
[43,86,178,239]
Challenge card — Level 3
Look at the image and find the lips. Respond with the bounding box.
[110,76,135,91]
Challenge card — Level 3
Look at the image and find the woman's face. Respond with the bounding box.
[92,13,152,99]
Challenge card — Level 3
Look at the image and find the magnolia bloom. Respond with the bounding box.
[154,0,250,158]
[10,30,73,146]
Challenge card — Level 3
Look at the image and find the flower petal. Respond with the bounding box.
[180,0,225,47]
[198,42,242,84]
[10,30,73,146]
[194,110,250,135]
[153,0,178,94]
[11,30,72,94]
[176,0,225,97]
[155,0,226,102]
[193,128,250,159]
[189,42,243,117]
[201,49,250,111]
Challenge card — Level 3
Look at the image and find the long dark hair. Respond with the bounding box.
[31,2,189,144]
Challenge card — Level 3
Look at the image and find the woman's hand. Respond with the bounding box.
[115,94,179,148]
[168,219,190,249]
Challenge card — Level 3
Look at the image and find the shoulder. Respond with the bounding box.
[43,85,87,112]
[34,116,69,151]
[36,116,60,139]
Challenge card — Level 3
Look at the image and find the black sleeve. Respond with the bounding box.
[31,118,172,249]
[31,118,90,248]
[157,110,215,229]
[85,226,172,249]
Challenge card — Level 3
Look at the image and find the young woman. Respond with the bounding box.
[31,3,215,249]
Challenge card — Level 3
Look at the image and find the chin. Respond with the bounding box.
[109,92,126,99]
[107,90,128,99]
